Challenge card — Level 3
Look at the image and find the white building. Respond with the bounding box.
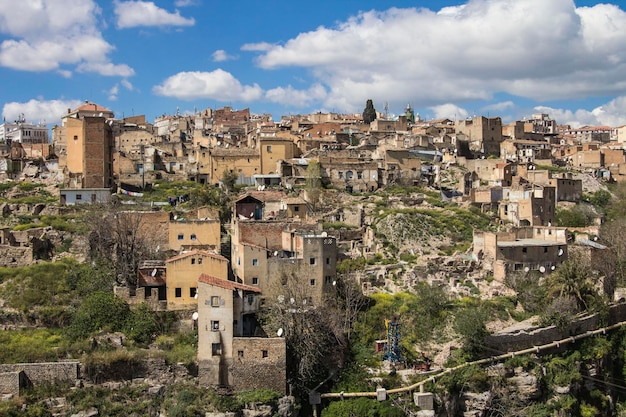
[0,115,49,144]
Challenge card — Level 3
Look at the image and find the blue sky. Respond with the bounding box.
[2,0,626,128]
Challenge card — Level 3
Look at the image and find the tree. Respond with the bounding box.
[544,250,599,312]
[87,205,163,288]
[126,303,159,345]
[68,291,130,340]
[362,99,377,124]
[305,160,322,210]
[220,169,238,193]
[258,264,348,393]
[595,218,626,299]
[454,307,488,359]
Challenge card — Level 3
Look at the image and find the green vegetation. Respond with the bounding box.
[322,397,405,417]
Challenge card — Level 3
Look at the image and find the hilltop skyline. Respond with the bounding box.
[2,0,626,127]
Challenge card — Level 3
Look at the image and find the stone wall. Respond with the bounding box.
[0,371,27,396]
[0,362,79,387]
[231,337,286,394]
[485,303,626,353]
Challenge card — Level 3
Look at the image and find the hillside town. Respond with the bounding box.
[0,100,625,416]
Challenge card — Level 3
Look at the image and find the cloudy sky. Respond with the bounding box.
[1,0,626,128]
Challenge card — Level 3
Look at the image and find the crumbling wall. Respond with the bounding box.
[0,362,79,387]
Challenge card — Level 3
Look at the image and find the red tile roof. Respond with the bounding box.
[198,273,261,293]
[74,101,112,113]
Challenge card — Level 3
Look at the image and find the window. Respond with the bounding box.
[310,279,316,286]
[211,296,220,307]
[252,277,259,285]
[252,259,258,266]
[522,247,527,253]
[212,343,222,356]
[211,320,220,331]
[198,258,202,265]
[190,234,197,241]
[262,350,268,358]
[309,257,316,265]
[294,206,299,212]
[190,287,197,298]
[73,135,78,140]
[326,257,331,265]
[76,194,82,200]
[191,258,196,265]
[175,288,182,298]
[266,145,272,153]
[238,350,244,358]
[325,276,332,284]
[178,234,184,240]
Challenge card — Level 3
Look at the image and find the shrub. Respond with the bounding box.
[125,303,159,346]
[68,291,130,340]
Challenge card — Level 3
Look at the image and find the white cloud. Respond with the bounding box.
[481,101,515,113]
[107,85,120,101]
[265,84,327,107]
[212,50,237,62]
[429,104,468,121]
[121,79,135,91]
[536,96,626,128]
[0,0,133,76]
[2,98,83,125]
[153,69,263,102]
[174,0,199,6]
[241,42,275,52]
[114,1,195,29]
[250,0,626,120]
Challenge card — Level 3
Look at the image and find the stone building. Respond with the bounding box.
[197,274,286,393]
[473,226,568,281]
[455,116,503,157]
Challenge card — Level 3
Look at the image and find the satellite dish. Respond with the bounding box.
[151,268,157,277]
[290,297,295,304]
[191,312,198,321]
[332,281,337,286]
[277,328,284,337]
[194,293,198,299]
[551,265,556,271]
[274,251,278,256]
[524,267,530,272]
[558,248,564,256]
[539,266,546,273]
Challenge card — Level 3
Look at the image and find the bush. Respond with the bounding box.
[126,303,159,346]
[321,397,405,417]
[68,291,130,340]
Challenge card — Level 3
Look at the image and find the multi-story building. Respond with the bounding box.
[196,273,286,393]
[455,116,503,157]
[56,102,115,189]
[473,226,568,281]
[165,250,229,311]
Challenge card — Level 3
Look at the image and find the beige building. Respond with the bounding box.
[259,137,299,175]
[169,218,221,252]
[197,274,286,393]
[499,185,556,227]
[455,116,503,157]
[208,147,260,185]
[473,226,568,281]
[165,250,229,311]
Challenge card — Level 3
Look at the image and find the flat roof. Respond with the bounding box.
[497,239,564,248]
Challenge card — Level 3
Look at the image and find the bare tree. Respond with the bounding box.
[258,263,349,392]
[87,205,165,288]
